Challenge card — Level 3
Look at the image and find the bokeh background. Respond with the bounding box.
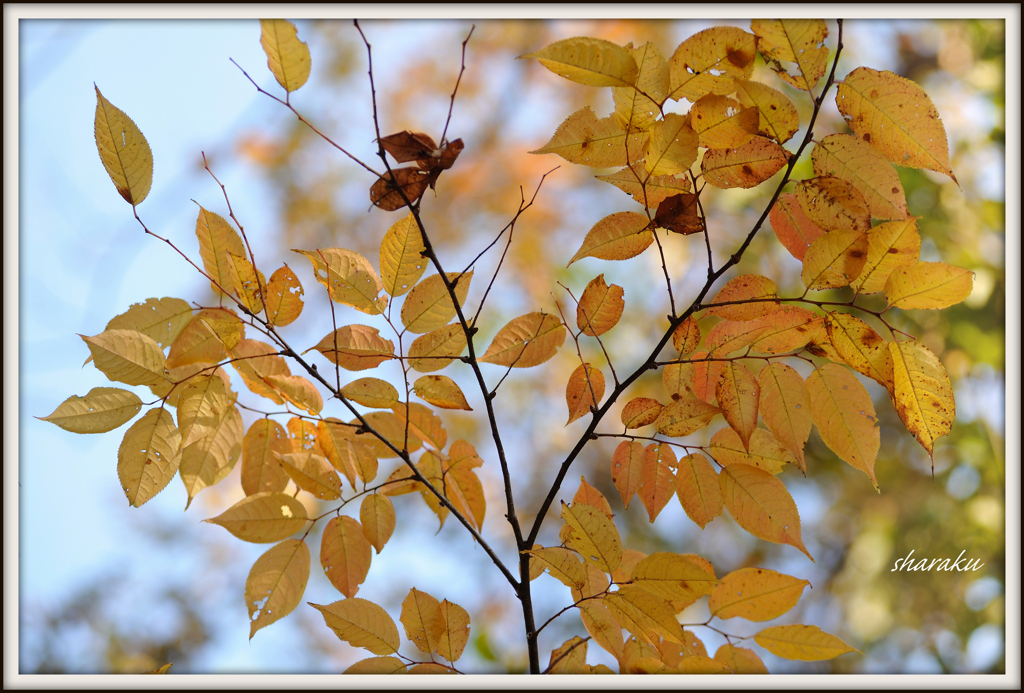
[13,9,1014,677]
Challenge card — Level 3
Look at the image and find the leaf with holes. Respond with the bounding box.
[246,539,310,639]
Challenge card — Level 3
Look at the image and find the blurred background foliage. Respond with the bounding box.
[20,17,1006,674]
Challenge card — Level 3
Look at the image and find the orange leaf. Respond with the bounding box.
[714,644,769,674]
[639,444,678,522]
[264,265,304,327]
[716,361,760,451]
[576,274,625,336]
[733,78,800,143]
[676,452,724,529]
[702,137,790,189]
[241,419,291,495]
[802,229,869,290]
[653,397,721,437]
[246,539,310,639]
[437,600,471,663]
[311,598,400,656]
[310,325,394,371]
[672,316,701,353]
[769,193,825,261]
[479,312,566,368]
[611,440,645,509]
[757,362,812,470]
[720,463,812,560]
[807,364,880,487]
[709,567,809,621]
[414,375,472,411]
[565,363,605,424]
[709,427,795,475]
[621,397,663,429]
[277,452,341,500]
[690,94,759,149]
[571,476,614,519]
[568,211,654,265]
[400,587,445,656]
[320,516,373,598]
[360,494,396,554]
[812,134,908,220]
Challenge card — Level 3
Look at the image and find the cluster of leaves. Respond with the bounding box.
[41,18,972,674]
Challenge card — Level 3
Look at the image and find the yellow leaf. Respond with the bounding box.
[561,501,622,574]
[321,515,373,598]
[341,377,399,409]
[706,319,768,356]
[319,419,377,486]
[166,308,242,369]
[531,106,646,168]
[93,86,152,205]
[888,340,955,458]
[294,248,387,315]
[710,427,794,475]
[769,193,825,261]
[230,339,288,404]
[639,444,678,522]
[713,644,769,674]
[241,419,291,496]
[117,408,181,507]
[414,375,472,411]
[259,19,311,93]
[104,297,192,351]
[579,601,625,662]
[391,402,448,451]
[401,587,445,656]
[548,636,589,674]
[663,361,697,401]
[355,411,420,459]
[797,176,871,233]
[343,656,406,674]
[748,306,823,355]
[176,375,232,449]
[577,274,625,336]
[264,265,304,326]
[82,329,167,387]
[676,452,723,529]
[521,36,639,88]
[144,663,173,674]
[568,211,654,265]
[565,363,605,424]
[205,492,306,543]
[525,546,587,590]
[850,217,921,294]
[379,212,428,297]
[360,494,396,553]
[733,78,800,143]
[825,312,894,389]
[311,325,394,371]
[630,552,717,603]
[596,166,692,208]
[195,207,246,298]
[673,316,701,354]
[39,387,142,434]
[479,312,566,368]
[802,229,869,290]
[611,440,645,509]
[754,624,858,661]
[277,452,341,500]
[287,416,321,453]
[643,113,698,176]
[757,362,812,470]
[311,598,400,656]
[668,26,757,102]
[179,406,243,508]
[701,137,790,189]
[603,586,685,646]
[437,600,471,663]
[716,362,760,451]
[677,654,732,674]
[246,539,310,639]
[571,475,614,519]
[613,42,669,132]
[750,19,830,92]
[812,134,908,220]
[445,465,487,530]
[407,323,468,372]
[621,397,663,429]
[401,271,473,334]
[227,252,266,314]
[689,95,759,149]
[264,374,323,416]
[720,463,812,560]
[807,364,880,487]
[884,262,975,310]
[836,67,956,182]
[653,397,721,437]
[709,567,809,621]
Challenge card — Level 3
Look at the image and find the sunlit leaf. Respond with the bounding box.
[611,440,645,509]
[230,339,288,404]
[479,312,566,368]
[167,308,243,369]
[812,134,908,220]
[521,37,639,88]
[524,546,587,590]
[668,26,757,102]
[630,551,717,603]
[311,598,400,656]
[259,19,311,93]
[401,271,473,334]
[806,364,880,487]
[676,452,723,528]
[603,586,684,646]
[343,657,406,674]
[264,374,323,416]
[568,211,654,265]
[39,387,142,434]
[836,67,956,182]
[241,418,291,496]
[82,329,167,387]
[176,374,232,449]
[227,252,266,315]
[104,297,192,351]
[714,645,769,674]
[672,316,701,354]
[796,176,871,233]
[577,274,625,336]
[264,265,304,326]
[117,408,181,507]
[754,624,858,661]
[710,427,794,475]
[579,601,624,662]
[701,137,790,189]
[888,340,955,458]
[360,494,396,554]
[565,363,605,424]
[850,217,921,294]
[571,476,614,519]
[613,42,669,131]
[720,463,812,560]
[644,113,698,176]
[391,402,448,451]
[340,377,399,409]
[801,229,869,290]
[690,95,759,149]
[407,323,467,372]
[401,587,445,655]
[195,207,246,298]
[561,501,622,574]
[639,444,677,522]
[709,567,809,621]
[621,397,663,429]
[548,636,589,673]
[732,78,800,143]
[705,275,779,322]
[757,362,812,470]
[205,492,306,543]
[93,86,153,205]
[321,515,372,598]
[769,193,825,261]
[246,539,310,639]
[379,212,428,297]
[369,167,432,211]
[748,306,823,355]
[179,406,243,508]
[750,19,829,92]
[884,262,974,310]
[825,312,894,389]
[294,248,387,315]
[596,166,692,208]
[310,325,394,371]
[437,600,471,663]
[653,397,721,437]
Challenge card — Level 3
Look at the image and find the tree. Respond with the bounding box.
[37,17,1002,675]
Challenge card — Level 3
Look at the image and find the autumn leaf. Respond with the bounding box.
[621,397,663,429]
[360,494,396,553]
[704,274,779,321]
[714,645,769,674]
[228,253,266,314]
[167,309,241,370]
[246,539,310,639]
[807,364,880,487]
[613,42,669,132]
[796,176,870,233]
[812,134,908,220]
[754,624,858,661]
[676,452,723,528]
[689,95,759,149]
[577,274,625,336]
[769,193,825,261]
[548,636,589,673]
[479,312,566,368]
[629,552,717,603]
[733,78,800,143]
[321,515,373,598]
[531,106,646,168]
[561,501,622,574]
[277,452,341,500]
[103,297,192,351]
[93,86,153,205]
[176,375,232,449]
[379,130,439,165]
[884,262,974,310]
[571,476,614,519]
[311,598,400,656]
[343,656,406,674]
[401,587,446,655]
[825,312,894,389]
[310,325,394,371]
[611,440,645,509]
[888,340,955,458]
[341,377,399,409]
[850,217,921,294]
[751,19,829,92]
[82,329,167,387]
[179,406,243,508]
[757,362,812,470]
[836,67,956,182]
[603,586,685,646]
[369,167,433,211]
[653,193,703,235]
[668,26,757,102]
[401,271,472,334]
[710,427,795,475]
[701,137,790,189]
[639,444,677,520]
[596,166,692,208]
[379,212,428,297]
[673,316,701,354]
[709,567,809,621]
[579,601,625,662]
[644,113,698,176]
[716,362,760,451]
[117,408,181,507]
[720,463,811,560]
[437,600,471,663]
[407,324,467,372]
[230,339,289,405]
[294,248,387,315]
[205,492,306,543]
[653,397,721,437]
[264,374,323,416]
[414,375,472,410]
[801,229,869,290]
[259,19,311,93]
[521,37,639,88]
[195,207,246,298]
[241,419,291,496]
[39,387,142,434]
[568,211,654,265]
[391,402,448,451]
[565,363,605,424]
[525,546,587,591]
[264,265,304,326]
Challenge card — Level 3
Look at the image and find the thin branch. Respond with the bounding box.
[440,25,475,144]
